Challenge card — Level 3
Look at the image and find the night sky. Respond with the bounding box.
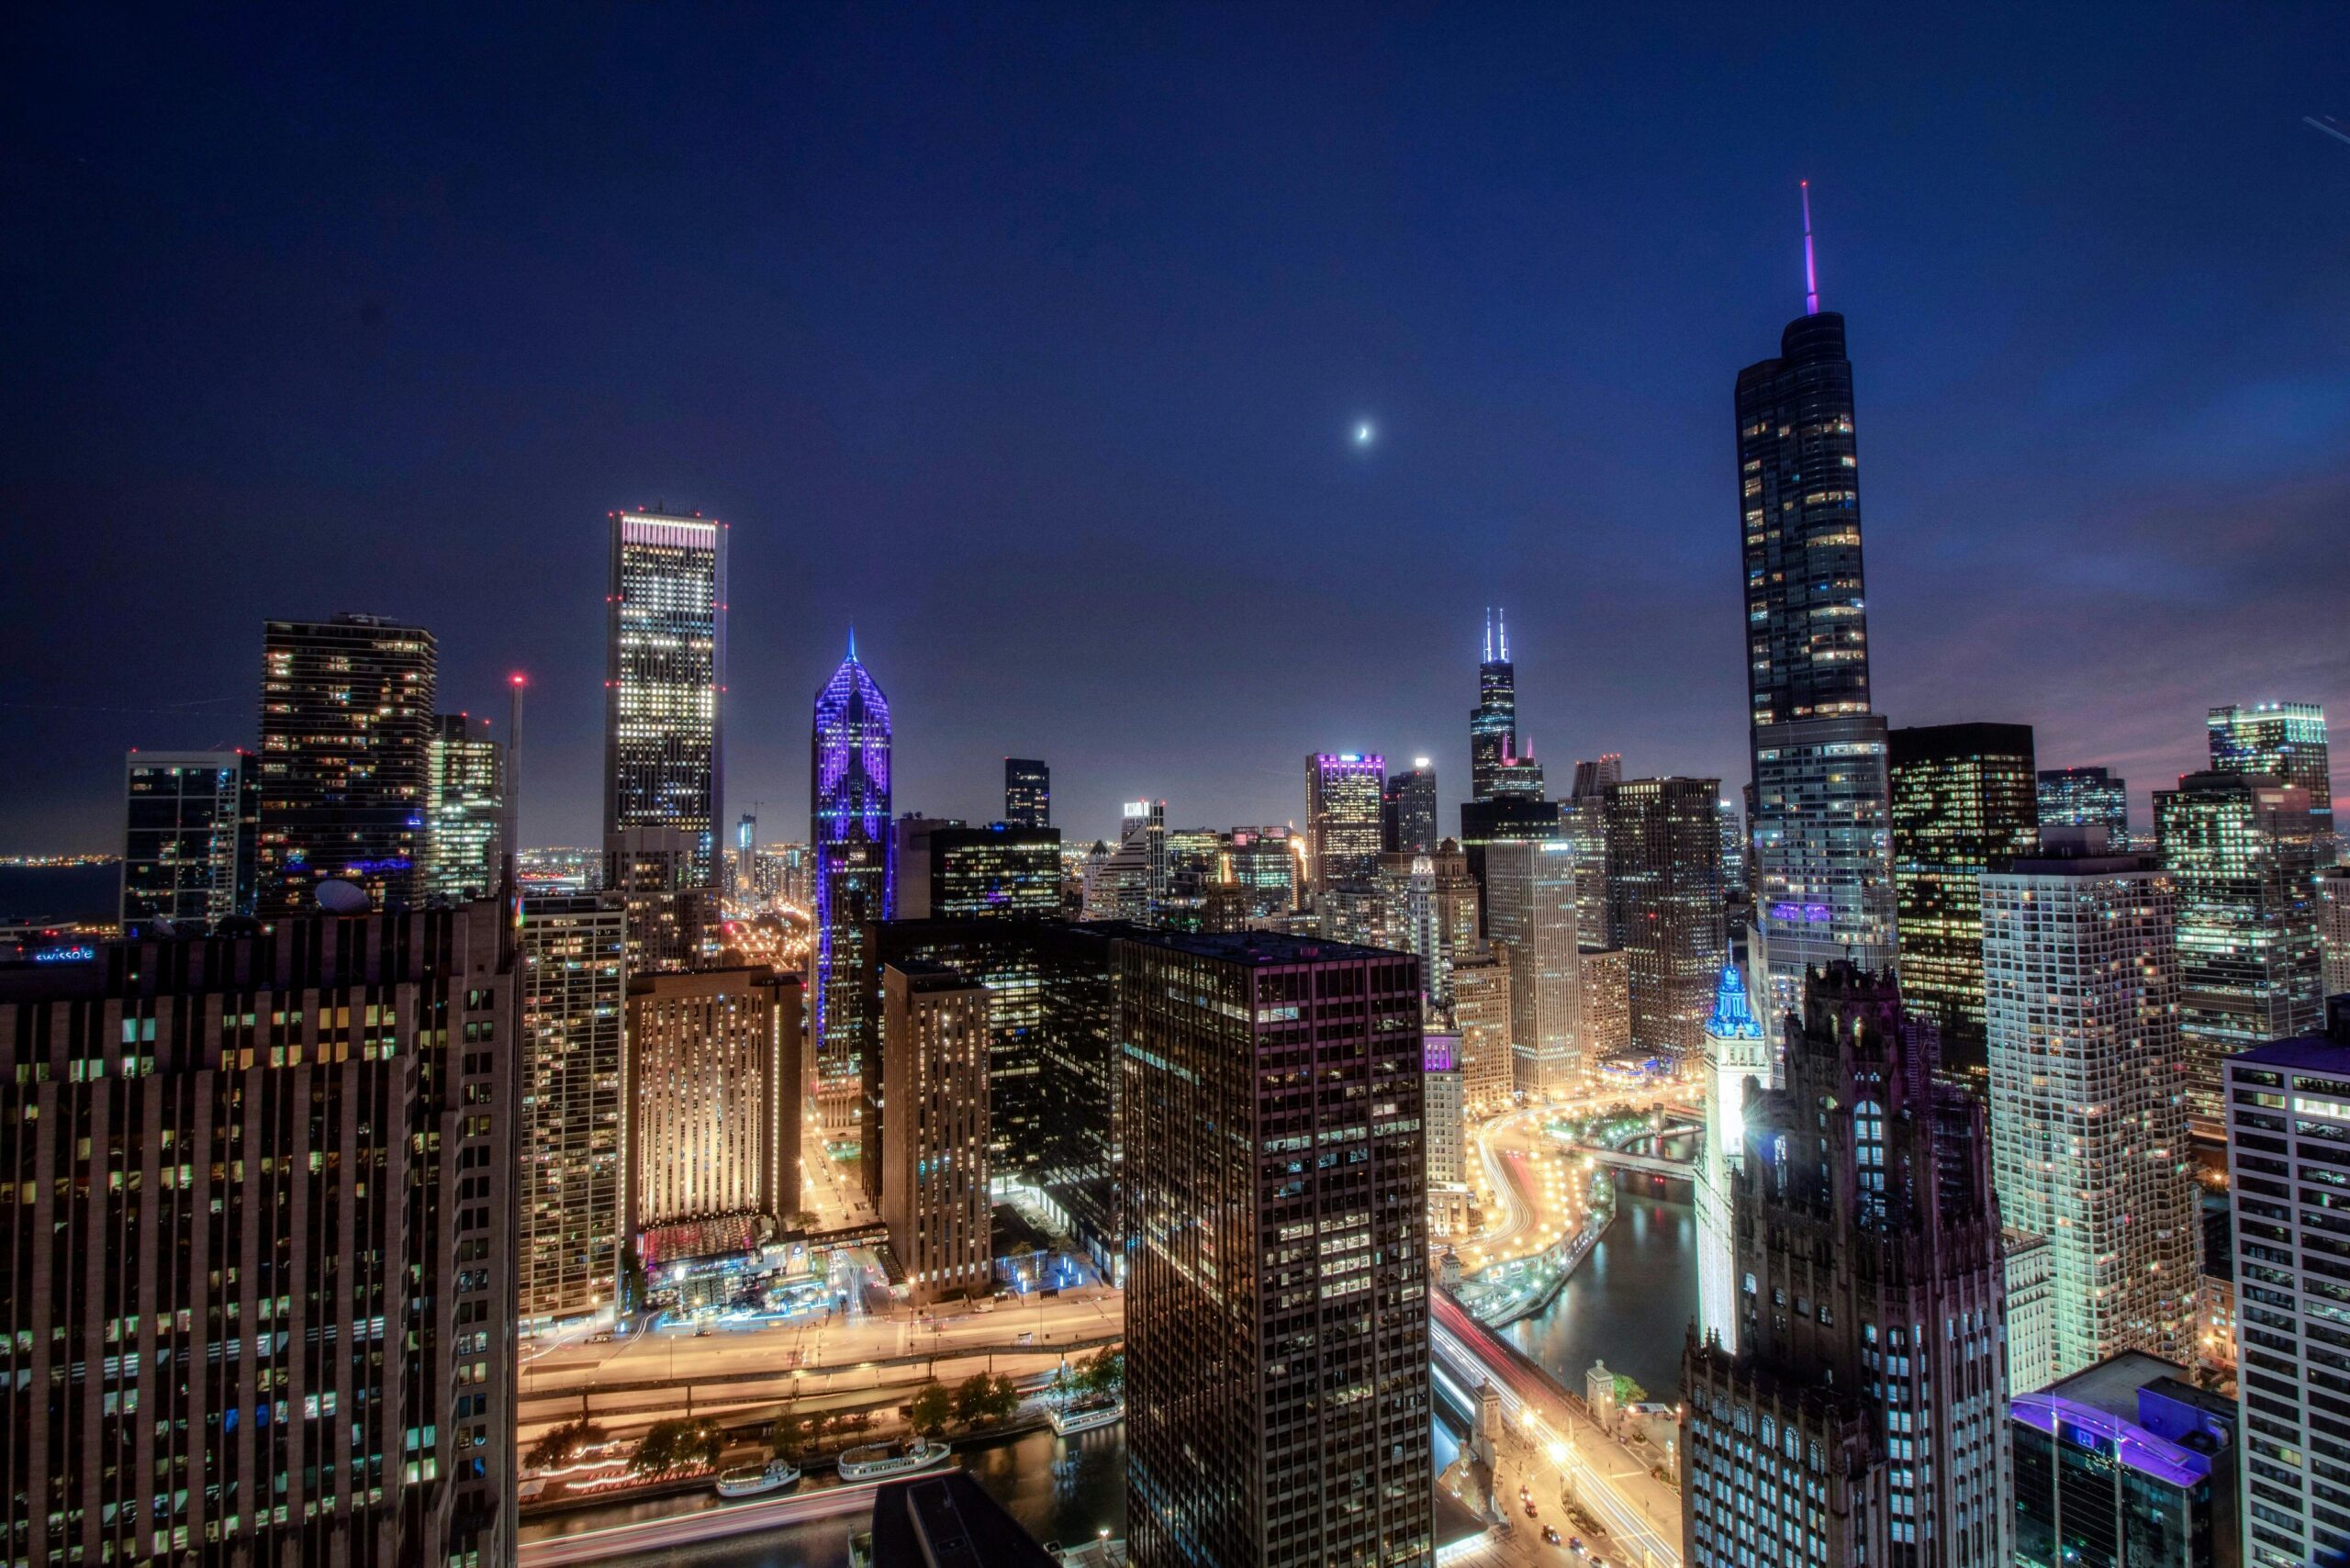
[7,6,2348,855]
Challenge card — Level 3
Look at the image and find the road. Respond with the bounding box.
[1432,1292,1683,1568]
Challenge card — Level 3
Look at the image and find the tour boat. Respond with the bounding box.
[836,1438,950,1482]
[713,1457,802,1498]
[1048,1399,1125,1438]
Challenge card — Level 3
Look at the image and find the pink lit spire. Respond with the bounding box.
[1801,180,1819,315]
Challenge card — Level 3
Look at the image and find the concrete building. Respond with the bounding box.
[1424,1034,1469,1235]
[1577,946,1632,1066]
[1306,754,1385,903]
[2222,1002,2350,1568]
[2004,1228,2056,1396]
[624,967,800,1263]
[1119,930,1430,1568]
[879,963,992,1305]
[518,892,628,1326]
[1983,840,2199,1381]
[1486,837,1583,1097]
[1003,757,1050,829]
[1695,963,1771,1354]
[1451,951,1515,1114]
[0,905,520,1565]
[603,509,723,885]
[2319,865,2350,998]
[602,826,711,976]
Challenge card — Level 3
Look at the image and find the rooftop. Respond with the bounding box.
[1123,927,1402,966]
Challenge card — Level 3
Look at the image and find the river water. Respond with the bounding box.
[1501,1150,1702,1402]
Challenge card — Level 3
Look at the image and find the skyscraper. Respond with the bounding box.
[879,962,992,1305]
[0,905,520,1566]
[256,613,436,914]
[1457,794,1561,935]
[2210,701,2332,841]
[1982,841,2196,1387]
[811,635,894,1143]
[2036,765,2131,843]
[1382,757,1439,855]
[1003,757,1050,828]
[1083,801,1163,923]
[2223,1000,2350,1568]
[1735,194,1897,1014]
[734,810,757,895]
[518,890,628,1326]
[1487,837,1583,1095]
[1695,962,1770,1354]
[603,509,724,884]
[1717,794,1749,902]
[424,711,506,903]
[1888,722,2040,1068]
[1471,609,1544,801]
[604,826,711,975]
[1305,753,1384,902]
[1571,755,1622,800]
[1604,776,1729,1061]
[1681,962,2014,1568]
[1119,930,1430,1567]
[2322,866,2350,998]
[1225,826,1298,917]
[1375,840,1480,1010]
[1452,952,1515,1113]
[897,818,1063,921]
[2155,771,2322,1124]
[624,967,800,1263]
[119,749,255,933]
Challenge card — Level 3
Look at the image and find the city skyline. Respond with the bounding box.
[9,10,2350,856]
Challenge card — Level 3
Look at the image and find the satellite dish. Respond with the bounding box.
[315,879,371,915]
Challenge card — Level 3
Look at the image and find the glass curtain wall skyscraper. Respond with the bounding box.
[424,711,506,903]
[603,509,725,885]
[2210,702,2333,853]
[812,636,894,1144]
[1471,609,1543,801]
[120,749,255,933]
[1382,757,1438,855]
[2037,765,2130,843]
[1003,756,1050,828]
[1735,193,1896,1013]
[1305,753,1384,903]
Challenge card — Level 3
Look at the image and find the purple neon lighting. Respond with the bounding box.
[1423,1036,1457,1073]
[1801,180,1818,315]
[2011,1394,2209,1489]
[811,644,894,1044]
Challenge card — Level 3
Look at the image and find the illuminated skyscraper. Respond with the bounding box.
[897,819,1062,922]
[1374,840,1481,1009]
[1681,962,2014,1568]
[1003,757,1050,829]
[518,891,628,1325]
[2210,701,2332,841]
[733,810,756,895]
[1471,609,1544,801]
[2036,765,2130,843]
[812,635,894,1142]
[1604,776,1729,1061]
[1982,842,2196,1386]
[1735,194,1897,1014]
[1487,837,1582,1095]
[1306,753,1385,902]
[1120,930,1430,1567]
[1888,722,2039,1069]
[2154,771,2322,1123]
[1083,801,1162,923]
[1382,758,1438,855]
[603,509,724,885]
[1571,755,1622,800]
[119,749,255,933]
[1225,826,1298,917]
[256,613,437,914]
[1695,963,1770,1354]
[424,711,505,903]
[879,962,992,1305]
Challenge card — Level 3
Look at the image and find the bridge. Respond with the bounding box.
[1430,1290,1684,1568]
[1549,1118,1701,1181]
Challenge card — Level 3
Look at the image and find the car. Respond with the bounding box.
[1542,1525,1561,1545]
[1566,1540,1583,1555]
[1525,1501,1539,1518]
[693,1325,714,1337]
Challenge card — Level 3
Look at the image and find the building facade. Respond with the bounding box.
[879,963,993,1305]
[1451,952,1515,1113]
[1471,609,1544,801]
[812,639,895,1144]
[120,750,255,934]
[2210,702,2332,845]
[517,892,628,1327]
[1695,963,1771,1354]
[1486,837,1583,1097]
[1306,754,1385,903]
[602,826,711,976]
[2156,772,2323,1124]
[1604,776,1729,1061]
[2004,1230,2056,1397]
[1374,842,1480,1011]
[1681,962,2014,1568]
[1382,759,1439,856]
[0,906,520,1565]
[1751,713,1897,1014]
[256,614,437,914]
[2322,866,2350,999]
[1003,757,1050,829]
[2223,1005,2350,1568]
[1118,930,1430,1568]
[425,712,506,903]
[623,968,800,1261]
[2037,766,2131,844]
[1888,722,2040,1068]
[1982,845,2198,1383]
[603,510,724,885]
[2012,1351,2238,1568]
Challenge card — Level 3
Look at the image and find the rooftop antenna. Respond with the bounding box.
[1483,607,1493,664]
[1497,607,1509,663]
[846,624,857,661]
[1802,180,1819,316]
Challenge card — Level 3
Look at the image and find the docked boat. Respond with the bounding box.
[713,1457,802,1498]
[836,1437,950,1483]
[1049,1399,1125,1438]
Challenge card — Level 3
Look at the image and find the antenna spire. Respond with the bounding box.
[1801,180,1819,315]
[1497,607,1508,663]
[1483,608,1493,664]
[846,624,857,661]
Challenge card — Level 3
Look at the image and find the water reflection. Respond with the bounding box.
[1502,1183,1698,1400]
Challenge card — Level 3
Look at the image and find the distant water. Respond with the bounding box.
[1503,1180,1700,1401]
[0,864,118,924]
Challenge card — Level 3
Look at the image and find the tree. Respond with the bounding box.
[526,1418,608,1471]
[982,1373,1023,1423]
[788,1210,820,1233]
[951,1372,998,1427]
[632,1417,724,1474]
[1612,1373,1647,1407]
[909,1383,954,1438]
[767,1412,810,1462]
[1072,1347,1125,1397]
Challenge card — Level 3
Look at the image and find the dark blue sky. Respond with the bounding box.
[6,4,2347,853]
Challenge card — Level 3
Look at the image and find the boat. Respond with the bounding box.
[713,1457,802,1498]
[1049,1399,1125,1437]
[836,1437,950,1482]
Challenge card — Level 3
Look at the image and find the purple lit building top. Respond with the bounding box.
[1422,1035,1457,1073]
[2010,1393,2210,1490]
